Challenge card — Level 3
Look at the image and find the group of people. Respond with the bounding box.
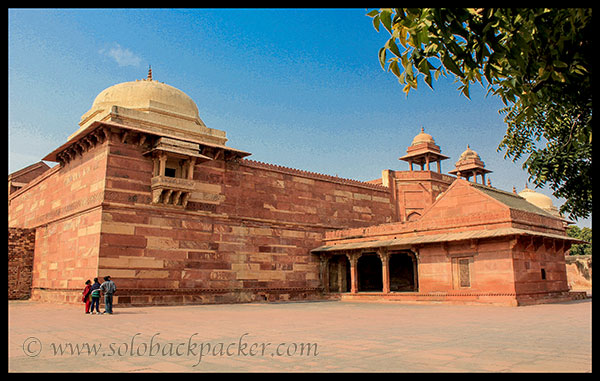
[82,276,117,314]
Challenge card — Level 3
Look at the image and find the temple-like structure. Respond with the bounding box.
[8,73,585,306]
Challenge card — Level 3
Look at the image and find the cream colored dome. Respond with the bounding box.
[411,127,435,145]
[90,79,200,120]
[72,73,228,145]
[518,187,555,210]
[459,145,481,161]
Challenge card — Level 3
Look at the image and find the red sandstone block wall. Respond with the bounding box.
[96,139,394,304]
[511,238,570,295]
[418,238,516,295]
[9,143,108,302]
[32,208,102,293]
[98,208,325,294]
[8,143,107,229]
[223,160,393,227]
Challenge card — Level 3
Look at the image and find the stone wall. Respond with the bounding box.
[8,227,36,300]
[96,140,394,305]
[565,255,592,292]
[511,236,571,305]
[9,140,108,303]
[8,134,395,305]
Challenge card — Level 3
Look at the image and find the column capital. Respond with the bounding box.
[345,251,361,265]
[376,247,390,263]
[346,251,360,294]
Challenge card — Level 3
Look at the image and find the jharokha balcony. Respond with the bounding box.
[151,175,195,207]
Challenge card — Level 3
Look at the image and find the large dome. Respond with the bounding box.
[72,72,228,145]
[518,187,554,210]
[90,78,200,120]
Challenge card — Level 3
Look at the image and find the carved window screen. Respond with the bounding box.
[458,258,471,288]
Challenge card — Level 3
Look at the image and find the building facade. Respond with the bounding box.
[8,74,585,306]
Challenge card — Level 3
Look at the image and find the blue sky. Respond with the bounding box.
[8,8,590,227]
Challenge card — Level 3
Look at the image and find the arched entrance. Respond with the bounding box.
[357,254,383,292]
[389,252,418,292]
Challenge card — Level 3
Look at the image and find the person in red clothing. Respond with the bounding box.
[82,280,92,314]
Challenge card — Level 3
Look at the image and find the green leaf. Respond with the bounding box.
[398,26,408,48]
[389,59,400,77]
[398,71,406,84]
[424,74,433,89]
[380,9,393,33]
[378,47,387,70]
[366,9,379,17]
[442,53,463,77]
[459,84,471,99]
[372,14,381,32]
[385,38,401,57]
[552,60,568,68]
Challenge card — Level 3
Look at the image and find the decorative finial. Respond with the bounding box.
[420,126,424,133]
[147,65,152,81]
[487,178,492,187]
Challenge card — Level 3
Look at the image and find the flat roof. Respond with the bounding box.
[311,227,586,253]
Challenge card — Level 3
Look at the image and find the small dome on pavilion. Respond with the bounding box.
[458,145,481,161]
[411,127,436,146]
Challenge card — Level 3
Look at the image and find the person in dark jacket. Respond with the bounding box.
[100,276,117,314]
[89,278,102,314]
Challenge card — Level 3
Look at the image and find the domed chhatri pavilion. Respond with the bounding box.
[9,72,585,306]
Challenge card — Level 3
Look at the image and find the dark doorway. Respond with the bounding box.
[389,252,417,291]
[328,255,350,292]
[358,254,383,292]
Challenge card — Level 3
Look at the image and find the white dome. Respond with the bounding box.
[90,79,200,120]
[518,187,555,210]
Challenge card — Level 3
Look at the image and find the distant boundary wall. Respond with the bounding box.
[8,227,36,300]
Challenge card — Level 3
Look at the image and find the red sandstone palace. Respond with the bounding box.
[8,74,585,306]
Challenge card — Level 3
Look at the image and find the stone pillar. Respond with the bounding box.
[346,252,360,294]
[158,153,167,177]
[320,256,330,293]
[409,252,419,291]
[153,156,160,176]
[378,249,390,294]
[187,157,196,180]
[337,259,345,293]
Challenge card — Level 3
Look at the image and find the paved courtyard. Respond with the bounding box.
[9,299,591,372]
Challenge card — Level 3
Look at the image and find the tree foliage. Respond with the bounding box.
[368,8,592,220]
[566,226,592,256]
